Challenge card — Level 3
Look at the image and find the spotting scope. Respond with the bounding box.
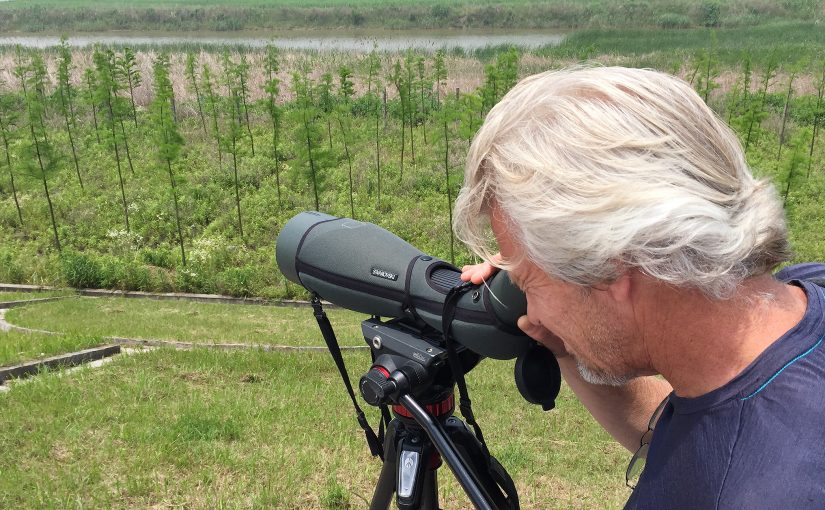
[276,211,536,359]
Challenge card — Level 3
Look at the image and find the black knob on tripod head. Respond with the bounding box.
[360,368,397,405]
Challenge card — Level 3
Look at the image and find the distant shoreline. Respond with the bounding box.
[1,0,821,34]
[0,30,568,52]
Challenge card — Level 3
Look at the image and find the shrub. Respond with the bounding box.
[140,247,176,269]
[0,248,25,284]
[216,266,259,297]
[175,266,215,294]
[61,251,103,289]
[658,13,692,29]
[120,261,152,291]
[700,1,722,27]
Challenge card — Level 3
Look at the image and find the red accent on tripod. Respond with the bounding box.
[393,393,455,419]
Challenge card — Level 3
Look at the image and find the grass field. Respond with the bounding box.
[6,297,368,346]
[0,347,631,508]
[0,329,106,366]
[545,22,825,68]
[0,295,632,508]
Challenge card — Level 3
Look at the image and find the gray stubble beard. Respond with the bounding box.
[575,358,632,387]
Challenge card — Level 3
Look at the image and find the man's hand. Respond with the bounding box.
[460,254,569,358]
[460,254,502,285]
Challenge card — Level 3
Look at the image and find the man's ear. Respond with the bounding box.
[604,270,633,304]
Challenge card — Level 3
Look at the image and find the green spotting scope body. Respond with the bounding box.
[276,211,532,360]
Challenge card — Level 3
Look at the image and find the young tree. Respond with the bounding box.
[433,50,447,108]
[417,55,429,145]
[113,59,136,177]
[233,54,255,156]
[185,52,208,134]
[728,52,752,124]
[20,52,62,251]
[263,45,283,206]
[201,63,222,165]
[223,73,245,240]
[56,37,83,189]
[83,67,102,144]
[117,47,141,127]
[480,60,499,114]
[777,59,806,160]
[437,93,459,264]
[291,70,332,211]
[745,51,779,150]
[782,128,812,207]
[94,47,131,231]
[459,91,483,147]
[389,59,407,179]
[404,51,416,165]
[808,55,825,177]
[496,47,519,97]
[367,47,383,207]
[694,36,720,104]
[317,72,336,149]
[480,48,519,114]
[0,80,23,226]
[337,65,356,217]
[149,53,187,266]
[21,51,50,136]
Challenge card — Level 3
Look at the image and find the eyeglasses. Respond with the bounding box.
[625,395,669,489]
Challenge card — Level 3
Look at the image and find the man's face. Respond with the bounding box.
[490,209,642,386]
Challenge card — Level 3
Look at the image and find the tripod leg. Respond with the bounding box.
[444,417,517,509]
[370,421,399,510]
[419,468,439,510]
[371,419,443,510]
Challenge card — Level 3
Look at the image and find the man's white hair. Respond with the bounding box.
[454,66,791,299]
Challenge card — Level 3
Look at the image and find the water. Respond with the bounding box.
[0,30,566,51]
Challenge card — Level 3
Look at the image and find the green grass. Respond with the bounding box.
[1,0,543,6]
[6,297,370,346]
[1,0,821,32]
[0,347,631,508]
[543,22,825,68]
[0,330,105,366]
[0,290,74,302]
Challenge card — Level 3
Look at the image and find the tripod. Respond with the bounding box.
[369,391,514,510]
[358,318,518,510]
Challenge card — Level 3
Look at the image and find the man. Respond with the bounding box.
[454,66,825,508]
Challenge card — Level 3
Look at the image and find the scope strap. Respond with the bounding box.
[370,347,393,449]
[311,294,385,460]
[442,281,491,458]
[443,282,521,509]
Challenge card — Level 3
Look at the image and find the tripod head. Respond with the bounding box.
[359,317,478,409]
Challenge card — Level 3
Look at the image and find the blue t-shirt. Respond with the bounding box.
[625,263,825,509]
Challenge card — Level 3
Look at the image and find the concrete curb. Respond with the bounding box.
[0,344,121,383]
[0,284,56,293]
[106,336,368,352]
[0,283,327,308]
[0,308,366,353]
[0,297,68,309]
[0,309,56,334]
